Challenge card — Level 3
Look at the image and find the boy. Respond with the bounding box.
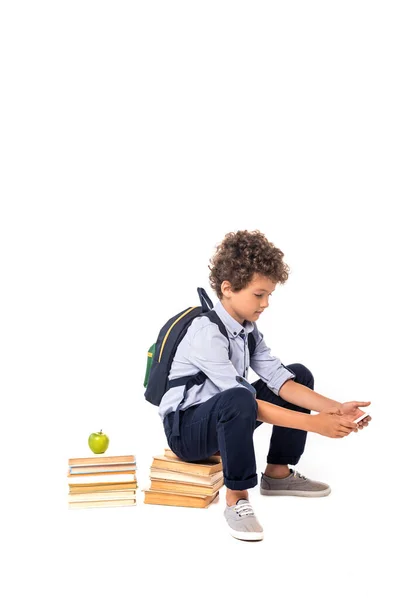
[159,230,371,541]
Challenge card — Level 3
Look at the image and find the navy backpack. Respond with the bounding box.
[144,287,256,407]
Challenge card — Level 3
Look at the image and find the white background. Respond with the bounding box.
[1,1,399,599]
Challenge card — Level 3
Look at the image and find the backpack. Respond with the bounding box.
[144,287,257,406]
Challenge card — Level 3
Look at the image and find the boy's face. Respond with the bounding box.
[220,273,276,325]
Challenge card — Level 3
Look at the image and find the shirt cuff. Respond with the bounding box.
[265,366,296,396]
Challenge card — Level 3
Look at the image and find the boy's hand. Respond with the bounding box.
[313,409,359,438]
[341,401,372,430]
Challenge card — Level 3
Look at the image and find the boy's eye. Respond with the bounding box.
[254,294,263,297]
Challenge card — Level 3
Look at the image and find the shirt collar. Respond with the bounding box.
[214,301,254,338]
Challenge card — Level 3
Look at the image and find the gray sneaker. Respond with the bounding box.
[260,469,331,497]
[224,499,264,541]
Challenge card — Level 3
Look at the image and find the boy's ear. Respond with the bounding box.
[221,280,233,298]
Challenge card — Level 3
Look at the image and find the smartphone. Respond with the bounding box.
[354,412,370,424]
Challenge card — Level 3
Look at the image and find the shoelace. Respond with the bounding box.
[234,502,254,518]
[293,470,307,480]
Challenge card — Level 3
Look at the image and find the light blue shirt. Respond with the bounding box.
[158,300,296,421]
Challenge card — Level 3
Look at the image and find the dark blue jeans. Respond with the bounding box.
[163,363,314,491]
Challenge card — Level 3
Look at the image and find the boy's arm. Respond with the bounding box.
[256,397,316,431]
[278,379,341,413]
[187,324,356,438]
[255,397,358,438]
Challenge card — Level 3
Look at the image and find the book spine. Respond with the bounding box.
[69,465,136,474]
[68,456,135,466]
[68,499,137,509]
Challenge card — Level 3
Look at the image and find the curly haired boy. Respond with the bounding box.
[160,230,371,541]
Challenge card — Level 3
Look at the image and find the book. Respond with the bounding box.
[68,490,136,503]
[150,468,222,486]
[164,448,222,464]
[69,463,136,475]
[68,482,137,494]
[67,472,136,485]
[143,489,219,508]
[151,455,222,477]
[68,498,136,509]
[68,455,135,467]
[149,478,223,496]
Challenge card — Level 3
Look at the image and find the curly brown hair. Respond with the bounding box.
[208,230,290,299]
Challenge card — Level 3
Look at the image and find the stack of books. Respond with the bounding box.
[68,454,137,509]
[144,449,223,508]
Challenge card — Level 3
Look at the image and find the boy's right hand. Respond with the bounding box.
[313,409,359,438]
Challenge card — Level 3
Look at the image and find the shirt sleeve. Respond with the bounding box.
[250,326,295,395]
[188,323,256,395]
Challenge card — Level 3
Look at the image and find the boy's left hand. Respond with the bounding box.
[341,401,372,430]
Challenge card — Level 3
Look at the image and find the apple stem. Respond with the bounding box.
[100,429,102,433]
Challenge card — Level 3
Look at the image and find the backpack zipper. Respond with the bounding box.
[158,307,197,362]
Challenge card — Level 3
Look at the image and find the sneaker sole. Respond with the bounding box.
[228,527,264,541]
[260,486,331,497]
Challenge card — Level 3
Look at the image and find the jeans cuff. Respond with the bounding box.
[267,455,300,466]
[224,475,258,490]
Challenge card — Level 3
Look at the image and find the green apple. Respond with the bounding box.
[88,430,109,454]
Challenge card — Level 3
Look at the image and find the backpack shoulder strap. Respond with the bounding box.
[248,332,256,356]
[197,287,214,312]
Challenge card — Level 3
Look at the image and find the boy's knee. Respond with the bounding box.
[288,363,314,389]
[218,387,257,420]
